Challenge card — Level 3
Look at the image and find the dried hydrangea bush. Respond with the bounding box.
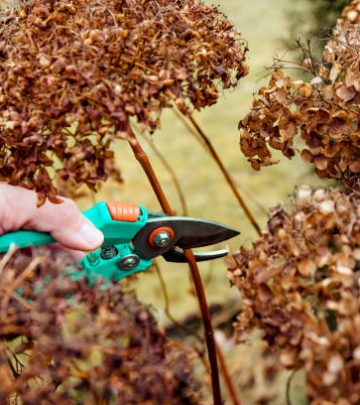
[239,0,360,191]
[0,0,248,201]
[227,187,360,403]
[0,250,201,404]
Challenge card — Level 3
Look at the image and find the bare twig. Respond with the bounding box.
[216,342,241,405]
[138,132,188,216]
[183,249,222,404]
[127,125,223,404]
[0,245,17,277]
[154,261,204,344]
[187,115,261,236]
[286,369,298,405]
[2,257,42,307]
[155,262,241,405]
[154,261,211,375]
[6,347,26,375]
[127,127,174,214]
[173,109,267,215]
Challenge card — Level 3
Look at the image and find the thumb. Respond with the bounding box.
[0,184,104,251]
[29,198,104,251]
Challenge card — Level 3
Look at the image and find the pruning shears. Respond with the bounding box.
[0,201,239,283]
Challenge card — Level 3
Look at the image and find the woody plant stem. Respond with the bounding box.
[127,125,223,405]
[188,115,261,236]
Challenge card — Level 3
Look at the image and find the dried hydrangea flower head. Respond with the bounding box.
[239,0,359,191]
[0,0,248,201]
[0,250,201,403]
[228,187,360,403]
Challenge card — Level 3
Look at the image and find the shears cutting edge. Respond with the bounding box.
[0,201,240,283]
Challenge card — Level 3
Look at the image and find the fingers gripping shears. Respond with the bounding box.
[0,201,239,283]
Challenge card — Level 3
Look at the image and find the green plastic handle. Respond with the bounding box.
[0,206,98,252]
[0,201,153,283]
[0,230,55,252]
[0,202,145,252]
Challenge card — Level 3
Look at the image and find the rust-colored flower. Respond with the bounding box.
[228,186,360,403]
[0,250,201,404]
[0,0,248,200]
[239,0,360,191]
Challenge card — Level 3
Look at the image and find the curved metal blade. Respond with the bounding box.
[147,211,167,219]
[163,247,229,263]
[133,216,240,260]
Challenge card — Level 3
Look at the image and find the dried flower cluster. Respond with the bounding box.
[239,0,360,191]
[0,0,248,200]
[0,250,201,404]
[227,186,360,403]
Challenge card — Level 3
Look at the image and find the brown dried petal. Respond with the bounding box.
[229,187,360,404]
[0,0,248,198]
[238,3,360,191]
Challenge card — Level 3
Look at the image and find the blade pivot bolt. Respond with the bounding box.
[153,231,172,247]
[149,227,175,248]
[118,254,140,271]
[101,245,118,260]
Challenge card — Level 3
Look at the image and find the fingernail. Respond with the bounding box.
[78,220,104,249]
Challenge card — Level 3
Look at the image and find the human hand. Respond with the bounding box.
[0,184,104,253]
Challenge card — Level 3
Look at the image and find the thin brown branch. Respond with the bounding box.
[138,132,189,216]
[156,259,240,405]
[183,249,222,404]
[154,261,204,344]
[2,257,42,308]
[7,355,19,380]
[203,260,216,288]
[154,261,211,376]
[6,348,25,375]
[286,369,298,405]
[216,343,241,405]
[187,115,261,236]
[155,261,241,405]
[173,109,208,147]
[127,128,174,215]
[173,109,267,215]
[127,125,223,405]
